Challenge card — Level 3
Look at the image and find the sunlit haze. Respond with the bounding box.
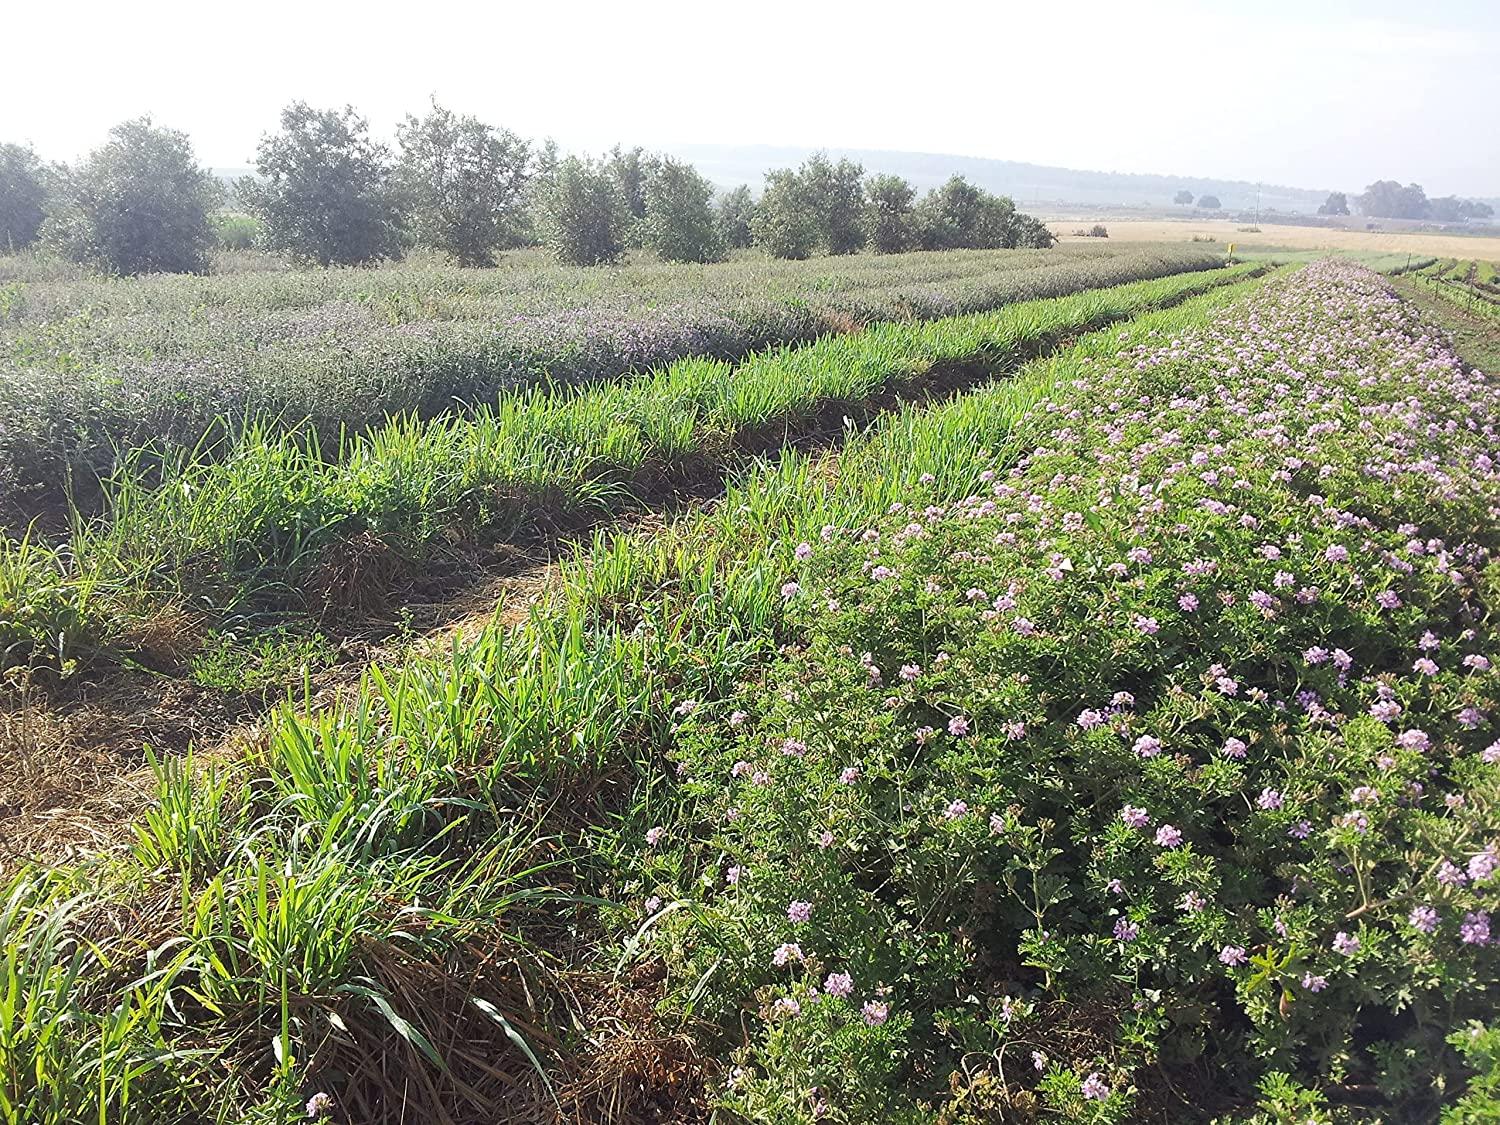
[4,0,1498,196]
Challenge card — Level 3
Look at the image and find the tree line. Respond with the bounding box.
[0,104,1054,276]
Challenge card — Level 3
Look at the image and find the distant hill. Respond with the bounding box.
[667,144,1334,215]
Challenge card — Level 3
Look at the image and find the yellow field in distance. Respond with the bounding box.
[1049,219,1500,260]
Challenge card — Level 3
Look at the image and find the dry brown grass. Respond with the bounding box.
[1050,219,1500,259]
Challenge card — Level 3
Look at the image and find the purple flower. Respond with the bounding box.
[1221,737,1248,760]
[1437,861,1469,887]
[1324,544,1349,563]
[1395,729,1431,752]
[795,542,813,560]
[1468,850,1498,883]
[899,663,922,682]
[781,737,807,757]
[1133,615,1160,636]
[1332,931,1360,956]
[947,715,971,737]
[1178,592,1200,611]
[838,765,861,784]
[1155,824,1184,848]
[1256,788,1284,811]
[861,1000,889,1026]
[780,581,801,599]
[1081,1072,1110,1101]
[1106,878,1125,896]
[1301,973,1328,993]
[1179,891,1207,913]
[1288,819,1313,839]
[772,942,803,966]
[787,900,813,924]
[1460,912,1491,945]
[645,826,665,846]
[1077,708,1106,730]
[1114,918,1140,942]
[1218,945,1248,966]
[1120,805,1151,829]
[944,799,968,820]
[1132,734,1162,758]
[1413,657,1439,676]
[1409,905,1439,933]
[306,1092,335,1119]
[823,971,854,998]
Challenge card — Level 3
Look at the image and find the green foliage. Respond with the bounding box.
[801,153,867,255]
[0,143,48,252]
[865,173,917,255]
[917,174,1053,250]
[396,100,532,267]
[242,102,404,267]
[539,155,629,266]
[189,625,337,694]
[1317,191,1350,216]
[640,157,724,264]
[1174,189,1195,205]
[753,153,867,258]
[42,118,221,275]
[212,212,259,250]
[1357,180,1425,220]
[753,168,820,260]
[716,184,756,250]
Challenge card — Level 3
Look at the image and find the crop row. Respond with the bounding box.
[0,272,1277,1123]
[2,262,1267,674]
[0,244,1220,511]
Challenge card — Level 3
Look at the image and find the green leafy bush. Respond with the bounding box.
[42,118,221,275]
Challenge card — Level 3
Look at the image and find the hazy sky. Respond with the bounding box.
[4,0,1496,195]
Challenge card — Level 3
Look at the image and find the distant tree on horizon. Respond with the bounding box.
[640,157,724,263]
[396,100,532,266]
[43,118,221,275]
[1196,194,1221,210]
[1317,191,1350,216]
[715,185,755,250]
[0,142,48,252]
[1173,189,1194,205]
[1357,180,1429,220]
[865,173,917,254]
[539,155,629,265]
[242,103,404,266]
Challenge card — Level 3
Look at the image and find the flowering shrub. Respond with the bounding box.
[636,263,1500,1120]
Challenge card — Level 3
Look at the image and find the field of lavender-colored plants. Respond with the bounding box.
[3,257,1499,1125]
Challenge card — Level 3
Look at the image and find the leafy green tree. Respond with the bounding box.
[1173,189,1194,205]
[0,143,48,252]
[801,153,867,255]
[1428,196,1493,222]
[916,175,1053,250]
[396,100,531,266]
[241,103,403,267]
[1196,194,1222,210]
[865,173,917,254]
[752,153,866,258]
[1317,191,1350,216]
[752,168,819,260]
[1357,180,1427,220]
[641,157,723,263]
[540,156,628,265]
[716,185,756,250]
[42,118,220,274]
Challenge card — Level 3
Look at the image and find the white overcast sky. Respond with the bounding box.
[3,0,1496,195]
